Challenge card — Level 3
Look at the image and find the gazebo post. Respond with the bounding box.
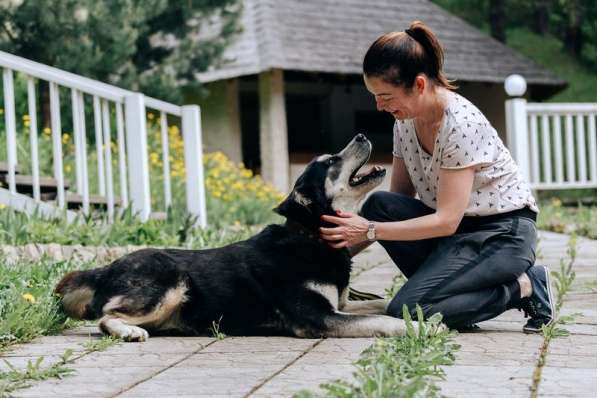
[258,68,290,193]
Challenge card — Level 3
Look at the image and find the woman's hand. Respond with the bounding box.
[320,210,370,248]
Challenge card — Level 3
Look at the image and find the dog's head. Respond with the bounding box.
[275,134,386,230]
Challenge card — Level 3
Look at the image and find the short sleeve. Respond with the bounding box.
[392,121,403,158]
[440,123,495,169]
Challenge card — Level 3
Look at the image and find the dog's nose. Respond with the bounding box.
[355,133,366,142]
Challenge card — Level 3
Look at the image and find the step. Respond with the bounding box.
[0,174,70,198]
[65,193,122,210]
[0,161,21,175]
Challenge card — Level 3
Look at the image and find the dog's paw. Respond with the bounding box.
[120,325,149,342]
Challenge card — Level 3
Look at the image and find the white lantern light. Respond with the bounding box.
[504,74,527,97]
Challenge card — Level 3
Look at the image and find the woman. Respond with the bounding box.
[320,21,553,333]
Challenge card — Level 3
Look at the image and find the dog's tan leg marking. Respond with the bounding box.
[99,282,189,341]
[321,312,417,337]
[102,282,188,330]
[98,316,149,342]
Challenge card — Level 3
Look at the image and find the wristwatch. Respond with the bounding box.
[366,222,376,241]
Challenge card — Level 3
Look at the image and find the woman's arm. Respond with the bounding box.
[348,157,414,256]
[320,166,475,248]
[390,156,416,196]
[375,166,475,241]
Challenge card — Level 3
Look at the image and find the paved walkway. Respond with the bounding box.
[2,231,596,397]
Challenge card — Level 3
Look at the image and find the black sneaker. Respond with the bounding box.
[520,265,555,334]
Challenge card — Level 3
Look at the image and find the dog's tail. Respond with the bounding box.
[54,270,98,320]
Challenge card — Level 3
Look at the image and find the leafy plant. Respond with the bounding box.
[0,350,75,397]
[297,306,459,398]
[0,336,121,397]
[530,234,577,398]
[209,316,226,341]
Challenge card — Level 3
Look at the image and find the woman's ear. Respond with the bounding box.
[415,74,426,94]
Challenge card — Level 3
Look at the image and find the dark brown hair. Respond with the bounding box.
[363,21,456,90]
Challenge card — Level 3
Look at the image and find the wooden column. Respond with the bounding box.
[259,69,289,193]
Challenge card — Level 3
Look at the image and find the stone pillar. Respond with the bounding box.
[196,79,242,163]
[259,69,289,193]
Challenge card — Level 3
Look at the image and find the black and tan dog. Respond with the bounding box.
[55,134,415,341]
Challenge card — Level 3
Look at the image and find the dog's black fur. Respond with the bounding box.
[55,135,402,340]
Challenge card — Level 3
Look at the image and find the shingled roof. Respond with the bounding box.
[197,0,565,88]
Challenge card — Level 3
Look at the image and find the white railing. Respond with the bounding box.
[505,77,597,191]
[0,50,207,227]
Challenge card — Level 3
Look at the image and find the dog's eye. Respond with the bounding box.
[326,157,337,165]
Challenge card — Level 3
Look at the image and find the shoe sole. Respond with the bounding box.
[523,265,555,334]
[542,265,555,325]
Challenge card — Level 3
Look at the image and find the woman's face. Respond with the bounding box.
[364,76,422,120]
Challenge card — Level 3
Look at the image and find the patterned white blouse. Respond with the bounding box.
[392,91,539,217]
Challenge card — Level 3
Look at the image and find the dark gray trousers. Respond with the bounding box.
[360,191,537,328]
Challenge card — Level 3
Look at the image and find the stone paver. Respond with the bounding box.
[2,231,596,397]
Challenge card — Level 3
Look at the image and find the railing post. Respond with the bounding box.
[504,74,531,185]
[506,98,530,184]
[3,69,17,194]
[124,93,151,221]
[182,105,207,228]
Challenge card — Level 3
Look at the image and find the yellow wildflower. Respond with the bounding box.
[22,293,36,303]
[22,114,30,121]
[43,127,51,136]
[0,204,6,209]
[147,112,155,120]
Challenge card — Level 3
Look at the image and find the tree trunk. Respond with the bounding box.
[532,0,550,34]
[489,0,507,43]
[40,81,51,129]
[563,0,583,56]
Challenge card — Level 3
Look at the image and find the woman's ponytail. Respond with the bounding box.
[363,20,457,90]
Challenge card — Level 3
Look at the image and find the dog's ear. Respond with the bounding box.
[274,160,335,226]
[274,185,334,227]
[274,190,313,219]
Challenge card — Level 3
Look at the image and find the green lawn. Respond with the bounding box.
[506,28,597,102]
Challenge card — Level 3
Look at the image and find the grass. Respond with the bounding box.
[296,307,459,398]
[0,257,96,352]
[0,336,121,397]
[0,204,259,248]
[529,234,577,398]
[537,199,597,239]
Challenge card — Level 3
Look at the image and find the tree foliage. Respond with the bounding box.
[433,0,597,71]
[0,0,241,102]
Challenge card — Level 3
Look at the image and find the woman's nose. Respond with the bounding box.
[375,98,384,111]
